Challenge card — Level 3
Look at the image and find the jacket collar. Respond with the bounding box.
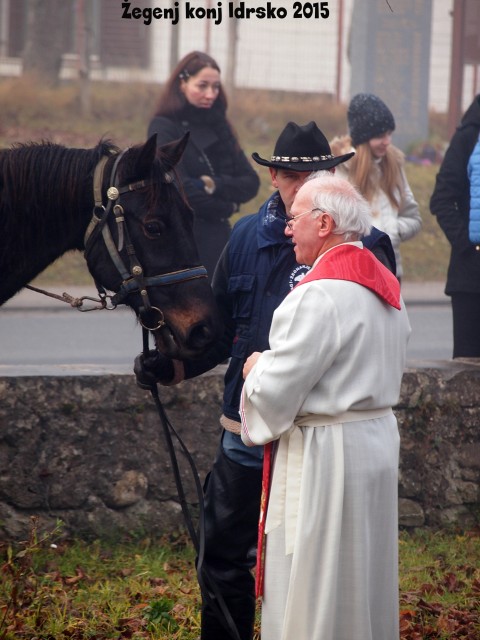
[256,192,292,248]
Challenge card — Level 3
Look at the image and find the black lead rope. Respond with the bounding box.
[141,328,242,640]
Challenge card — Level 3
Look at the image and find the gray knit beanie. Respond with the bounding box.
[348,93,396,147]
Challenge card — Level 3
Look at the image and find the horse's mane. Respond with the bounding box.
[0,138,119,213]
[0,136,192,298]
[0,139,119,264]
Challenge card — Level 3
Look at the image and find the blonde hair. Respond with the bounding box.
[348,142,404,209]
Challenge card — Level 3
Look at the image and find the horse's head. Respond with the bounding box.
[84,134,222,360]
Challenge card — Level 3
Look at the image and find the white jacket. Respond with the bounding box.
[331,138,422,278]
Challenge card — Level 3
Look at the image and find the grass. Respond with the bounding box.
[0,76,451,288]
[400,164,450,281]
[1,520,479,639]
[398,530,480,639]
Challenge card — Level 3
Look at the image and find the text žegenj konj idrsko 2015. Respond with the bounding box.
[121,2,330,26]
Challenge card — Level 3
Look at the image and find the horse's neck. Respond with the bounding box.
[0,152,95,305]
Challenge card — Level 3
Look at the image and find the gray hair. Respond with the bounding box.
[307,171,372,241]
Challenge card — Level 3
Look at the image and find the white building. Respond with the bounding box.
[0,0,476,113]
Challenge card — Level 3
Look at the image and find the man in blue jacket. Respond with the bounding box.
[135,121,395,640]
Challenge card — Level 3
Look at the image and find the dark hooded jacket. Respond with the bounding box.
[148,102,260,278]
[149,102,259,223]
[430,95,480,294]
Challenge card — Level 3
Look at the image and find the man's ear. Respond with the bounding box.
[269,167,278,187]
[318,212,335,236]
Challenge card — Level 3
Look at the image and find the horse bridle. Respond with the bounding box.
[84,150,207,331]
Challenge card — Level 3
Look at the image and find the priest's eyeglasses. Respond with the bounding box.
[285,207,322,230]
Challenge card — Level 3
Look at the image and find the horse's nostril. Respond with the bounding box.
[186,322,215,350]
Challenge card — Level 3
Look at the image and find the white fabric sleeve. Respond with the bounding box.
[397,168,422,242]
[240,283,340,446]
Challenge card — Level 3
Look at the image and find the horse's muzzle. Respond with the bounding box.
[153,317,220,360]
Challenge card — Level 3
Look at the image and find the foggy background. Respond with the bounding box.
[0,0,478,149]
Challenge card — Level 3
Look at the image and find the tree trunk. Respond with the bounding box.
[22,0,73,86]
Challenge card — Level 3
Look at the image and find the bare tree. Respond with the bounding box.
[22,0,73,86]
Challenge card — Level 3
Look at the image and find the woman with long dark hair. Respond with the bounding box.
[148,51,260,279]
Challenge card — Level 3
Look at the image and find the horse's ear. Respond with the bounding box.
[135,133,189,177]
[134,134,159,177]
[157,132,190,170]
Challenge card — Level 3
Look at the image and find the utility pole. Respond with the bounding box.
[77,0,91,116]
[205,0,212,54]
[335,0,344,103]
[169,0,179,71]
[448,0,466,137]
[0,0,10,58]
[225,1,238,92]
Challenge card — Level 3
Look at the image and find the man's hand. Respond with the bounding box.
[133,350,175,389]
[243,351,261,379]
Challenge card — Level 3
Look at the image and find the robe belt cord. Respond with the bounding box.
[266,408,393,555]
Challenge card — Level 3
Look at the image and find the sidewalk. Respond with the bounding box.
[401,280,449,306]
[1,281,449,310]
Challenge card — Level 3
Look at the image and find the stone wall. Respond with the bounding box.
[396,360,480,529]
[0,361,479,541]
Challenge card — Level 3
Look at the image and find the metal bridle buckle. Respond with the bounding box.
[139,306,166,331]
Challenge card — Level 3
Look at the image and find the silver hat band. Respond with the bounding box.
[271,154,334,162]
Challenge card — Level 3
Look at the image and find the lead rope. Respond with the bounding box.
[141,328,242,640]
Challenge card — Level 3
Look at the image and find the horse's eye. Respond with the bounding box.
[144,221,164,238]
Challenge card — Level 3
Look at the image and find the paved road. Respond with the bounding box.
[0,282,453,374]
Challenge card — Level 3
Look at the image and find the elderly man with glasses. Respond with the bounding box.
[241,172,411,640]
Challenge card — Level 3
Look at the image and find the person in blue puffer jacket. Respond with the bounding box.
[430,94,480,357]
[468,132,480,245]
[134,121,396,640]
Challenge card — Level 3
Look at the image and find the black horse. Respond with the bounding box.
[0,134,221,359]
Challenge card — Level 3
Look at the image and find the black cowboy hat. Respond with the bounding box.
[252,121,354,171]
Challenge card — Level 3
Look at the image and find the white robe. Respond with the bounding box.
[240,262,411,640]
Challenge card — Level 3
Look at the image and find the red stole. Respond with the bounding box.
[255,441,273,598]
[255,243,400,598]
[297,243,401,309]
